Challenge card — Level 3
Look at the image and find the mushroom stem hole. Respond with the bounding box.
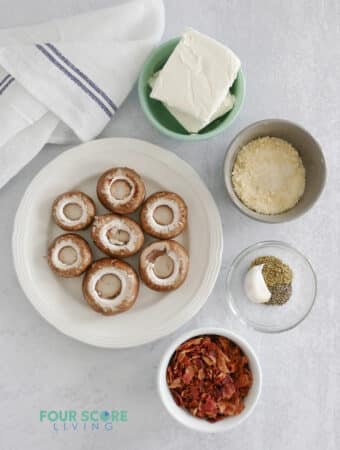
[95,274,122,299]
[153,254,174,279]
[110,179,132,200]
[153,205,174,225]
[107,228,130,245]
[63,203,82,220]
[58,246,78,265]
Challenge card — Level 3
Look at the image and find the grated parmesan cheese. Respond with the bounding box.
[231,137,306,214]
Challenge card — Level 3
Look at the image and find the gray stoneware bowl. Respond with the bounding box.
[224,119,326,223]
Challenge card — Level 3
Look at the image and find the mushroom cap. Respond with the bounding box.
[91,213,144,257]
[139,240,189,291]
[82,257,139,315]
[48,233,93,277]
[140,191,188,239]
[97,167,145,214]
[52,191,96,231]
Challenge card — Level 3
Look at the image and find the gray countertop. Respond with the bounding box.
[0,1,338,449]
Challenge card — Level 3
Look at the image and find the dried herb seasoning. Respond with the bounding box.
[251,256,292,286]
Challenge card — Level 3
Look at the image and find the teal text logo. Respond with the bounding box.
[40,409,128,432]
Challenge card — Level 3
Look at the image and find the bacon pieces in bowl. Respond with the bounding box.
[166,335,253,422]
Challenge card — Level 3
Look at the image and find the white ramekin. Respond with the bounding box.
[158,327,262,432]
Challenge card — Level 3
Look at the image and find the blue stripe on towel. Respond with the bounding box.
[0,74,11,87]
[45,43,117,113]
[35,44,113,119]
[0,76,14,95]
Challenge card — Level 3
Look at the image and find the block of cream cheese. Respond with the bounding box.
[149,72,235,133]
[150,29,240,127]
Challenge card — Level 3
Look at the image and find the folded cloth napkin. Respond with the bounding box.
[0,0,164,188]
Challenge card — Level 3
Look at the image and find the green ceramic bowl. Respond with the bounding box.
[138,37,245,141]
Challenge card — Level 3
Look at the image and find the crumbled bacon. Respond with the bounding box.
[166,335,253,422]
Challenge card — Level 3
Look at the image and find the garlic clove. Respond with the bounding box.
[244,264,271,304]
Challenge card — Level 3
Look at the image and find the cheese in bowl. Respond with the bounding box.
[232,136,306,215]
[223,119,326,223]
[148,29,241,134]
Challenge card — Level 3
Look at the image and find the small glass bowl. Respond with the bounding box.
[226,241,317,333]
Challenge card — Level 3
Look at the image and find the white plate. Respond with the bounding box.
[13,138,223,348]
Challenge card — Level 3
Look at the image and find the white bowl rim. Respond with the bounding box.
[223,118,327,223]
[157,327,262,433]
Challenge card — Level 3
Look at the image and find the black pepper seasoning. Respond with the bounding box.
[266,283,292,305]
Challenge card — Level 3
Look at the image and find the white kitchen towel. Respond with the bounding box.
[0,0,164,188]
